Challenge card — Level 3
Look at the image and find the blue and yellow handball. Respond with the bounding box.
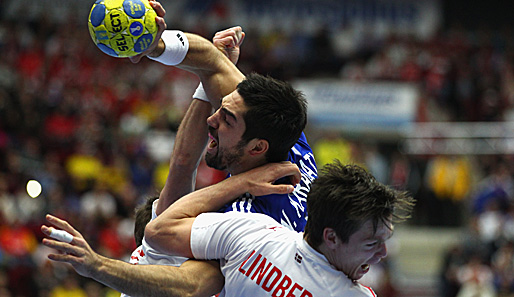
[88,0,158,57]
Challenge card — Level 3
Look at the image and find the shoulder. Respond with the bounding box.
[195,212,280,231]
[340,283,377,297]
[290,132,313,157]
[289,132,317,175]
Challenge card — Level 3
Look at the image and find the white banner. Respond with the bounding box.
[293,79,419,134]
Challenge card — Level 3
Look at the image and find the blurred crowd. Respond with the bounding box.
[0,1,513,296]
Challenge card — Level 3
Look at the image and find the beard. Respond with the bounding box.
[205,139,246,171]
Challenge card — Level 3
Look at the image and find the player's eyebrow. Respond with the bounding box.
[220,106,237,123]
[367,226,394,242]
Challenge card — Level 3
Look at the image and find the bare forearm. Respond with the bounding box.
[166,163,298,219]
[93,255,184,297]
[156,99,211,215]
[167,174,248,218]
[92,256,222,297]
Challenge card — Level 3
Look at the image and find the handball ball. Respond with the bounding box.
[88,0,158,58]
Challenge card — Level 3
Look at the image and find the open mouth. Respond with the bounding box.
[207,134,218,150]
[361,264,370,273]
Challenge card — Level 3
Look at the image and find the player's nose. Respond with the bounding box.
[207,110,220,128]
[376,242,387,259]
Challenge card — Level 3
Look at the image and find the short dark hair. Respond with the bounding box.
[134,195,159,246]
[237,73,307,162]
[304,160,415,247]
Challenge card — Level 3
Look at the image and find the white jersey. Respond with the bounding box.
[191,212,376,297]
[121,199,188,297]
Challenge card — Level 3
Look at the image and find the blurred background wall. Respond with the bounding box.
[0,0,513,296]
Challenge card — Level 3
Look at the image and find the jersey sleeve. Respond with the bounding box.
[217,132,317,232]
[150,198,159,221]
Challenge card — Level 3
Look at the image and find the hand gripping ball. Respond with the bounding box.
[88,0,158,57]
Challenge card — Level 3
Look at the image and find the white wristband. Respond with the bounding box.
[50,229,74,243]
[193,83,209,102]
[147,30,189,66]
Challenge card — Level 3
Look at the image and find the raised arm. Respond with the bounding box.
[155,96,211,215]
[156,26,246,214]
[145,162,301,258]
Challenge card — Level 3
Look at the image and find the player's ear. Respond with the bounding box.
[248,138,269,156]
[322,228,340,249]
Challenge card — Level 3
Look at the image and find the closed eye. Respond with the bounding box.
[366,242,378,247]
[220,107,237,126]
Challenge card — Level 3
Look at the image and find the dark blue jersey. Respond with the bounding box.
[217,132,317,232]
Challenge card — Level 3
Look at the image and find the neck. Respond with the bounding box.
[230,158,267,176]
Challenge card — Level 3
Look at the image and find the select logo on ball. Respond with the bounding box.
[105,10,129,33]
[110,33,134,53]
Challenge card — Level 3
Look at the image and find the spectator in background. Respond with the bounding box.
[79,180,117,221]
[48,274,87,297]
[455,254,496,297]
[425,155,473,226]
[313,131,353,167]
[491,241,514,294]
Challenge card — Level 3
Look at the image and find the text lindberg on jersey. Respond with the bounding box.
[238,250,313,297]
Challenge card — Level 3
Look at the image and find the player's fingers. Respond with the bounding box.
[214,27,243,45]
[42,225,76,244]
[236,32,246,46]
[41,225,52,237]
[149,0,166,17]
[214,26,241,37]
[45,214,81,238]
[42,238,85,257]
[277,161,300,175]
[238,32,246,47]
[214,29,237,41]
[47,252,80,264]
[231,28,243,46]
[272,162,301,185]
[289,171,301,186]
[271,184,295,194]
[250,183,294,197]
[155,16,167,33]
[221,30,243,46]
[130,17,165,64]
[50,238,88,257]
[214,36,237,49]
[283,162,302,185]
[129,53,144,64]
